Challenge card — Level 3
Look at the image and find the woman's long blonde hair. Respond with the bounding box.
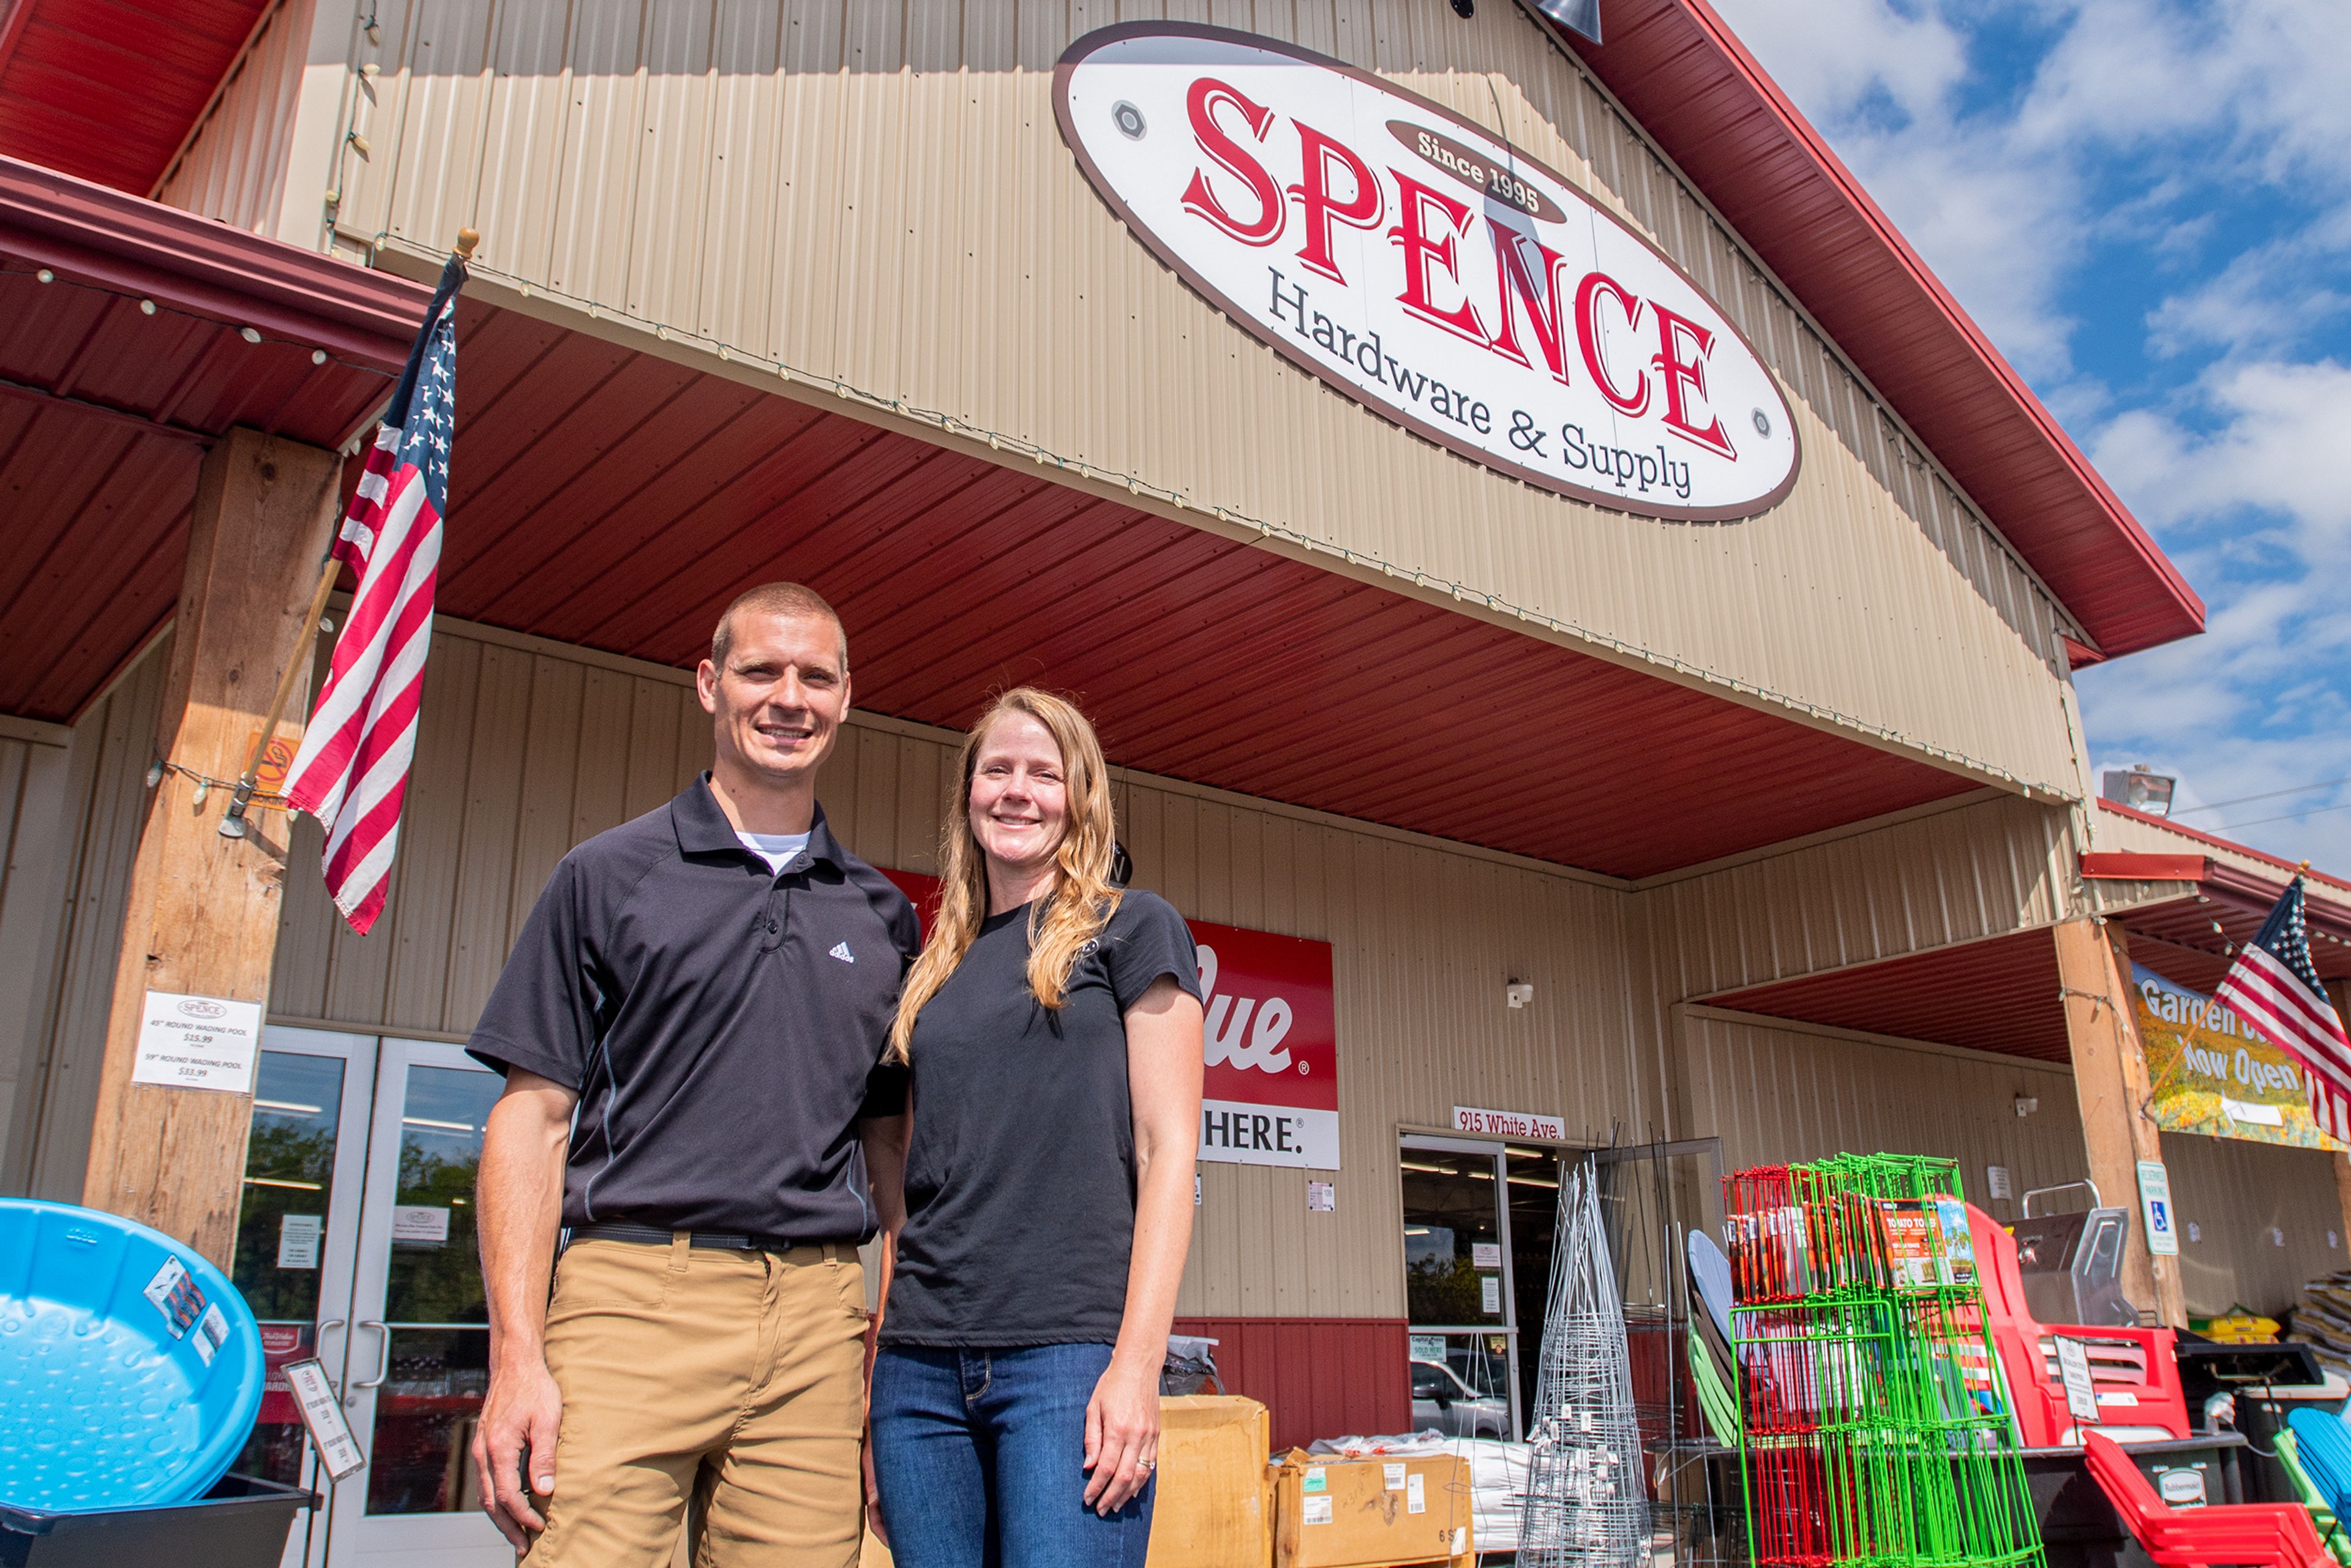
[888,688,1122,1060]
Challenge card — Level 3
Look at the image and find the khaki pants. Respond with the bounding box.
[527,1236,868,1568]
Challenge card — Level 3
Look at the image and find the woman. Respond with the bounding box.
[865,688,1205,1567]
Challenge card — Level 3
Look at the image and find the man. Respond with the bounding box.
[467,582,916,1566]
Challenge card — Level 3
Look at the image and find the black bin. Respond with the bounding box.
[0,1475,313,1568]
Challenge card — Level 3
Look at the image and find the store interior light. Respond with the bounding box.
[403,1116,474,1134]
[253,1099,323,1115]
[1405,1226,1430,1236]
[244,1176,323,1191]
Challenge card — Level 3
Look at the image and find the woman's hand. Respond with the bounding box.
[863,1436,888,1545]
[1082,1355,1162,1514]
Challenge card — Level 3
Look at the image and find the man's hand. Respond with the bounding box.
[1081,1356,1161,1515]
[471,1357,563,1548]
[473,1067,576,1550]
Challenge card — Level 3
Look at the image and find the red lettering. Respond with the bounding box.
[1181,78,1284,246]
[1575,271,1651,417]
[1385,171,1487,345]
[1487,221,1572,385]
[1286,122,1384,284]
[1651,303,1736,459]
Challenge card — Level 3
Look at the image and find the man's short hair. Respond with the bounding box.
[710,582,847,671]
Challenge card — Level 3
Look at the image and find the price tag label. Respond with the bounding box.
[2054,1337,2101,1425]
[283,1357,366,1480]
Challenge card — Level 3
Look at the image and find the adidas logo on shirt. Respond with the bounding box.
[828,942,855,964]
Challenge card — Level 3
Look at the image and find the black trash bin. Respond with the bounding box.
[0,1474,313,1568]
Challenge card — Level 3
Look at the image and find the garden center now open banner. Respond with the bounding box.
[2131,962,2343,1150]
[885,871,1340,1169]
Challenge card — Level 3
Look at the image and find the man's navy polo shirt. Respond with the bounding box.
[466,776,918,1239]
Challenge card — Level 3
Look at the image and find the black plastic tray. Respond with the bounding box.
[0,1474,313,1568]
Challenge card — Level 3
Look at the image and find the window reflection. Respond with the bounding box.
[368,1065,502,1516]
[231,1052,345,1487]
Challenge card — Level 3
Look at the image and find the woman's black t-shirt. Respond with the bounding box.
[880,891,1201,1347]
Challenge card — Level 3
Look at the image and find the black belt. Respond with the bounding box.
[567,1221,853,1253]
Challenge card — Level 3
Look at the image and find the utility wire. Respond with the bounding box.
[2219,798,2351,833]
[2173,773,2351,816]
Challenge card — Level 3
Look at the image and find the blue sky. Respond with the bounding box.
[1707,0,2351,869]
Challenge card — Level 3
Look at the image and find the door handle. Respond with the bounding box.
[314,1318,347,1393]
[347,1321,392,1406]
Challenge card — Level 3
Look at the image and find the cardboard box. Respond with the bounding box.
[858,1395,1275,1568]
[1149,1395,1275,1567]
[1271,1451,1475,1568]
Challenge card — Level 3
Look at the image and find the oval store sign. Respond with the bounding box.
[1056,24,1801,522]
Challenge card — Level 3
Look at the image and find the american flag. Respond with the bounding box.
[2216,877,2351,1143]
[283,255,463,934]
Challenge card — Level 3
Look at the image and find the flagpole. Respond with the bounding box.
[219,227,479,841]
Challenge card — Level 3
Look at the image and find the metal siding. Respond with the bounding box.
[1171,1315,1411,1454]
[154,0,312,228]
[8,634,171,1201]
[1635,792,2075,1005]
[337,0,2082,797]
[1679,1010,2085,1225]
[2161,1133,2343,1319]
[0,719,73,1191]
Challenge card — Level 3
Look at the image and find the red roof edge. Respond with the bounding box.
[0,155,429,367]
[2096,798,2351,898]
[2081,852,2210,883]
[1560,0,2205,658]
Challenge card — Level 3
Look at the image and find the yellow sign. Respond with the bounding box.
[2132,962,2342,1150]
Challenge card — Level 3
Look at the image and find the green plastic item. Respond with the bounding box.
[2276,1428,2351,1565]
[1688,1321,1741,1448]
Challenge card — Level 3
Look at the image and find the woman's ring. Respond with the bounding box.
[1141,1457,1156,1471]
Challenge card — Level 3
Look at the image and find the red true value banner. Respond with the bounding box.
[882,871,1340,1169]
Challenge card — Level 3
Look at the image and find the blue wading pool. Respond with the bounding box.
[0,1199,263,1513]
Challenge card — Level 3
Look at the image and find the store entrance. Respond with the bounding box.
[231,1026,508,1568]
[1400,1135,1562,1439]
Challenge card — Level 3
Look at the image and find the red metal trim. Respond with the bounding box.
[0,156,429,367]
[2097,799,2351,896]
[2080,852,2210,883]
[1558,0,2204,657]
[1171,1316,1411,1452]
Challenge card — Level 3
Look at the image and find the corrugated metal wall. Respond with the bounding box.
[2162,1133,2343,1318]
[154,0,314,227]
[1678,1008,2085,1225]
[2,637,172,1201]
[264,615,1646,1319]
[0,718,75,1191]
[313,0,2081,798]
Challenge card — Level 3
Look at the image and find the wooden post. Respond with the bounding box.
[80,428,342,1268]
[2054,915,2188,1327]
[2333,980,2351,1264]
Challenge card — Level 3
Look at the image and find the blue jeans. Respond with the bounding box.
[870,1344,1153,1568]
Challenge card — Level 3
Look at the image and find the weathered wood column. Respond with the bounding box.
[2055,915,2189,1327]
[81,427,342,1268]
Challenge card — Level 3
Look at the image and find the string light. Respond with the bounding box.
[1,263,392,389]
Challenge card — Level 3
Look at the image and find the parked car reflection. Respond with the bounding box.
[1411,1358,1510,1438]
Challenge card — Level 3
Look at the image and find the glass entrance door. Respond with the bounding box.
[1400,1136,1521,1438]
[231,1028,377,1568]
[326,1038,509,1566]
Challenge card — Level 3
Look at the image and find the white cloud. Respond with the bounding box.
[1710,0,2351,874]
